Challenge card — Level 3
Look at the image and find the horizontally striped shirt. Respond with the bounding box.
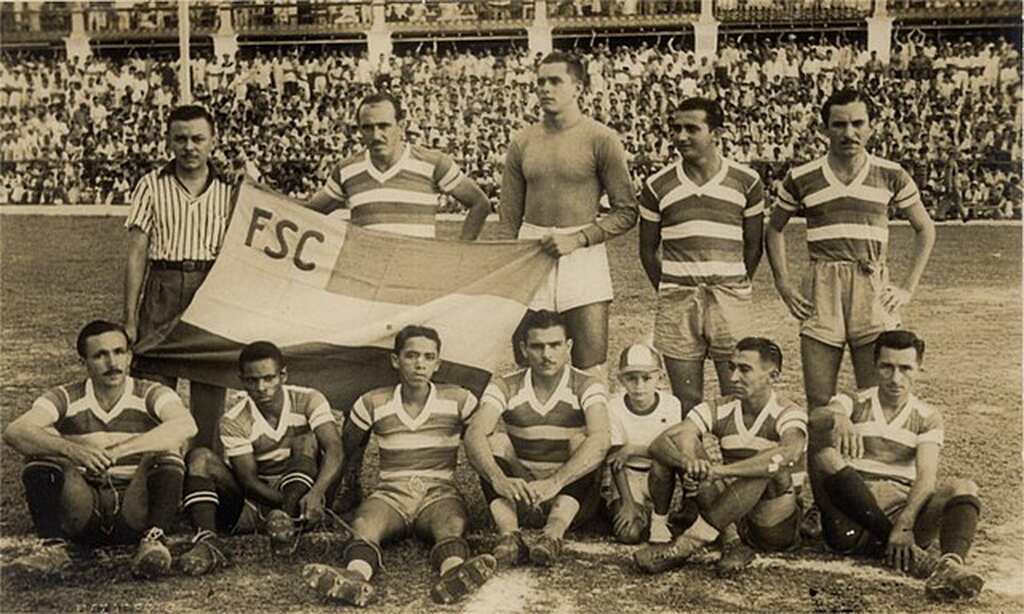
[321,144,465,238]
[640,158,764,289]
[688,392,807,464]
[775,155,921,263]
[830,387,943,485]
[350,383,477,482]
[608,391,682,471]
[220,385,335,477]
[125,161,235,261]
[484,366,607,477]
[33,377,183,483]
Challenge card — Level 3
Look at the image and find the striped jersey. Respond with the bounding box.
[639,158,764,289]
[608,391,683,471]
[321,144,465,238]
[125,161,235,261]
[484,367,607,477]
[687,392,807,463]
[830,387,943,485]
[775,154,921,263]
[31,377,184,483]
[350,383,477,482]
[220,384,335,477]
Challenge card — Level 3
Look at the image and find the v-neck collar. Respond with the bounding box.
[870,387,913,430]
[734,391,776,439]
[822,153,871,188]
[365,144,409,183]
[85,377,132,423]
[525,366,571,416]
[251,388,292,439]
[391,383,437,431]
[675,156,728,192]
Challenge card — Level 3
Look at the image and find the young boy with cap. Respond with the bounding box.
[603,344,685,544]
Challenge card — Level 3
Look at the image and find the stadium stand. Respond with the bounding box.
[0,1,1020,219]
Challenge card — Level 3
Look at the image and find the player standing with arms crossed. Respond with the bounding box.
[765,89,935,536]
[501,51,639,382]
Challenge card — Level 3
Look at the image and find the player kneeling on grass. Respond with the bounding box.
[634,337,807,576]
[3,320,197,579]
[179,341,343,575]
[303,325,496,607]
[808,330,985,601]
[603,343,683,545]
[465,310,611,569]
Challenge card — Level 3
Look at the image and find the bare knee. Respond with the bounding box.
[939,478,979,500]
[186,447,222,476]
[765,471,793,498]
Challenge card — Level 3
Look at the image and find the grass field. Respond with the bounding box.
[1,215,1021,613]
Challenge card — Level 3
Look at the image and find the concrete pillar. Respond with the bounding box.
[693,17,719,59]
[866,16,894,64]
[70,0,86,35]
[700,0,714,20]
[528,0,552,57]
[212,34,239,60]
[217,3,233,35]
[372,0,386,29]
[65,1,91,59]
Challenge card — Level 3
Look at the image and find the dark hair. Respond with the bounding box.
[539,51,585,83]
[520,310,569,340]
[673,97,725,130]
[821,88,875,124]
[394,325,441,354]
[735,337,783,371]
[874,330,925,363]
[356,92,405,122]
[238,341,285,370]
[76,320,129,358]
[168,104,216,133]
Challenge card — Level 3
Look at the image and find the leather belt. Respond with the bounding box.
[149,259,215,272]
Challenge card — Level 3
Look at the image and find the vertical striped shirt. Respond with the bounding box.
[484,366,607,477]
[350,383,477,482]
[830,387,943,485]
[220,385,335,477]
[124,161,235,261]
[640,158,764,289]
[687,392,807,464]
[775,155,921,263]
[32,377,185,483]
[608,391,683,471]
[321,144,465,238]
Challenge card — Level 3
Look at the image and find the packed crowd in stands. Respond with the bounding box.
[0,30,1021,219]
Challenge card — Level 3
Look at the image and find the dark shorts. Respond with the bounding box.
[479,457,603,530]
[133,266,209,360]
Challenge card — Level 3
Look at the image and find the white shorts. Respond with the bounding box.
[518,222,614,312]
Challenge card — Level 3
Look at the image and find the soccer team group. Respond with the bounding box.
[4,51,989,607]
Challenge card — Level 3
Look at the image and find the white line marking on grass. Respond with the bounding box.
[460,569,538,614]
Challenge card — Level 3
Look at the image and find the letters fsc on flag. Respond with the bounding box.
[135,181,555,408]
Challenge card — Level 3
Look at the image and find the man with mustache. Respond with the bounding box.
[305,92,492,512]
[764,89,936,538]
[3,320,197,579]
[123,105,236,452]
[501,52,638,389]
[808,330,985,601]
[465,310,611,568]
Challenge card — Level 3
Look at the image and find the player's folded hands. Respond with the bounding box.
[495,476,532,505]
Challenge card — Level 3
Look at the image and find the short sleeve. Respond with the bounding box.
[685,401,715,434]
[638,178,662,223]
[322,164,347,202]
[432,151,466,194]
[146,384,187,423]
[458,389,479,422]
[124,176,153,234]
[775,170,801,212]
[744,175,766,218]
[891,166,923,210]
[579,381,608,411]
[776,404,809,436]
[220,416,254,458]
[917,406,945,447]
[306,391,336,430]
[482,379,509,412]
[350,395,373,432]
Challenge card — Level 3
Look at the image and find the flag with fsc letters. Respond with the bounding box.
[135,180,554,409]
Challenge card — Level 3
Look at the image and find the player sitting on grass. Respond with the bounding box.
[634,337,807,576]
[302,325,497,607]
[808,330,985,601]
[603,343,683,545]
[178,341,343,575]
[3,320,196,579]
[465,310,611,569]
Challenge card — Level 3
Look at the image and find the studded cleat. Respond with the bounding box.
[264,509,298,556]
[302,564,375,607]
[492,531,528,568]
[716,539,756,576]
[179,529,230,576]
[634,535,704,574]
[528,534,564,568]
[6,538,73,577]
[430,554,498,604]
[132,527,172,579]
[924,555,985,601]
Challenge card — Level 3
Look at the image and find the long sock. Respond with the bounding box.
[344,540,382,581]
[182,475,219,532]
[544,495,580,539]
[146,455,186,532]
[823,467,893,542]
[685,514,720,544]
[939,495,981,561]
[22,460,66,539]
[279,456,317,516]
[430,537,471,574]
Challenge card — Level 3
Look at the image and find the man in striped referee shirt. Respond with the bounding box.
[764,89,935,537]
[123,105,237,451]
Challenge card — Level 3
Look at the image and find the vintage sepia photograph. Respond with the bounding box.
[0,0,1021,612]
